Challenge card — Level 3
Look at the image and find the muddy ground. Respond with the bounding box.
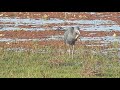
[0,12,120,50]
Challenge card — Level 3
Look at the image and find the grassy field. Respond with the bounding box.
[0,41,120,78]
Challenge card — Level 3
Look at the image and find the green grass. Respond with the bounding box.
[0,42,120,78]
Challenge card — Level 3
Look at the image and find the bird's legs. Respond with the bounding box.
[71,45,75,59]
[68,44,71,58]
[66,44,75,59]
[68,45,75,59]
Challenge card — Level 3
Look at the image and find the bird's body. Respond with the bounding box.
[64,26,80,59]
[64,27,76,45]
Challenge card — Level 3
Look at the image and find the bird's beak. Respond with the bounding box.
[75,30,80,40]
[75,35,80,40]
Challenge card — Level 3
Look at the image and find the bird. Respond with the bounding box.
[64,26,80,59]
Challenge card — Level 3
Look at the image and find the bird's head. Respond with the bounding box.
[74,26,80,40]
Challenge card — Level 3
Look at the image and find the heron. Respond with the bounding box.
[64,26,80,59]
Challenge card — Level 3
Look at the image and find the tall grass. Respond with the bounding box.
[0,41,120,78]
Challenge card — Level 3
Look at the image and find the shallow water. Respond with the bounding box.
[0,16,120,54]
[0,17,119,31]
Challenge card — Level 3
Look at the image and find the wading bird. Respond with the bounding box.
[64,26,80,59]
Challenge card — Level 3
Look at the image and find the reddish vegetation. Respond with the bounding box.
[0,30,120,39]
[0,12,120,49]
[0,30,64,39]
[0,30,119,49]
[1,12,120,23]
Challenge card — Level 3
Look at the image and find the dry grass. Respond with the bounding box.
[0,41,120,78]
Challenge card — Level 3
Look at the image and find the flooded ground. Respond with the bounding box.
[0,12,120,55]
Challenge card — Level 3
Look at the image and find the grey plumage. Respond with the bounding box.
[64,26,80,59]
